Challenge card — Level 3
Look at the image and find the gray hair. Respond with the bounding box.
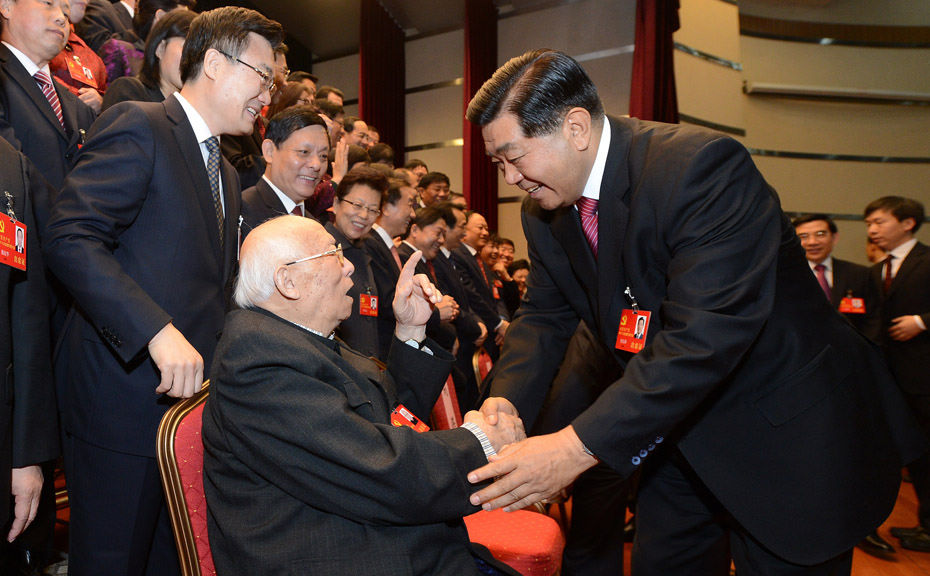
[233,215,307,308]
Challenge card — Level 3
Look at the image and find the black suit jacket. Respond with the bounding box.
[871,242,930,394]
[487,115,924,565]
[240,177,289,241]
[221,121,266,191]
[451,245,501,330]
[325,222,381,358]
[0,44,96,214]
[76,0,141,53]
[101,76,164,112]
[363,230,402,360]
[45,95,240,456]
[203,307,489,576]
[0,138,58,528]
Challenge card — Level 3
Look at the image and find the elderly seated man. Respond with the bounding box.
[202,215,524,575]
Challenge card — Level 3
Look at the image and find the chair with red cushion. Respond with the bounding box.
[464,508,565,576]
[155,382,216,576]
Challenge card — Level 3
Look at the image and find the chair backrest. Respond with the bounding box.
[472,347,493,386]
[155,381,216,576]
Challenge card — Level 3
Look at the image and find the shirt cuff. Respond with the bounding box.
[914,315,927,331]
[461,422,497,460]
[403,338,434,356]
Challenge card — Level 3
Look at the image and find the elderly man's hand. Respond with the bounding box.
[8,465,42,542]
[467,426,597,512]
[463,409,526,454]
[394,250,442,342]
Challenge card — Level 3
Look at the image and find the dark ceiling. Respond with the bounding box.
[195,0,579,71]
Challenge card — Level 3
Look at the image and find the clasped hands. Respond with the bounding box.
[466,397,599,513]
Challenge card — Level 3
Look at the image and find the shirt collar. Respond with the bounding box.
[579,116,611,202]
[440,246,451,258]
[173,91,214,144]
[463,242,477,256]
[2,41,47,77]
[889,238,918,261]
[402,240,426,262]
[262,175,300,215]
[807,255,833,271]
[120,1,135,17]
[372,223,394,249]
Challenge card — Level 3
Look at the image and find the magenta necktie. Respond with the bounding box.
[576,197,599,258]
[34,70,65,130]
[814,264,831,302]
[291,205,303,216]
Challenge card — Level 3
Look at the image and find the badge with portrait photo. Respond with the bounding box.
[359,293,379,317]
[0,214,26,271]
[616,309,650,353]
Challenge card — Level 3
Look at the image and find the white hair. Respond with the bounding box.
[233,216,308,308]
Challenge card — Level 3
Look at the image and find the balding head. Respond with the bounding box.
[236,215,354,333]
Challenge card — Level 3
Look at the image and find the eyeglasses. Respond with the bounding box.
[339,197,381,217]
[217,50,276,95]
[796,231,830,241]
[285,244,344,267]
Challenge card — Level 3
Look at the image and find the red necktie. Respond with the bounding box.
[476,254,490,287]
[390,245,402,272]
[576,197,599,258]
[426,260,438,283]
[883,255,894,294]
[291,205,302,216]
[34,70,65,130]
[814,264,831,303]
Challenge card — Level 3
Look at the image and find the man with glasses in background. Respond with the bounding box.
[45,8,282,575]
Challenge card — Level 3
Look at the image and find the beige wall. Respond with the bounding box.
[675,0,930,265]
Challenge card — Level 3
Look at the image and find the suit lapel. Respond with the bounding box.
[889,242,928,297]
[597,117,632,335]
[0,47,68,141]
[165,96,223,258]
[257,178,288,215]
[220,160,240,279]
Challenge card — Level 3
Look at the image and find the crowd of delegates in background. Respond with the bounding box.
[0,1,927,575]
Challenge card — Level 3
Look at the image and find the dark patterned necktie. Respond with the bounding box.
[576,196,599,258]
[203,137,224,249]
[34,70,65,130]
[883,255,894,294]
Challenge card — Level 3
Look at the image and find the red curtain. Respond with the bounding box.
[359,0,405,160]
[463,0,498,230]
[629,0,680,123]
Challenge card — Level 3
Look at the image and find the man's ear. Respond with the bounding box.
[562,107,593,152]
[902,217,917,234]
[202,47,224,82]
[261,139,276,164]
[273,265,300,301]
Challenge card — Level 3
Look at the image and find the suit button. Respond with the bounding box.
[647,443,655,451]
[655,436,664,444]
[216,331,223,341]
[631,456,641,466]
[639,449,648,458]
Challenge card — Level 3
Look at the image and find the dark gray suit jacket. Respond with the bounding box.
[203,307,489,575]
[76,0,141,53]
[45,94,240,456]
[487,115,924,565]
[0,138,57,527]
[829,257,879,340]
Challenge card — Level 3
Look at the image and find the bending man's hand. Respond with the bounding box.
[463,409,525,454]
[889,315,924,342]
[393,250,442,341]
[149,323,204,398]
[8,465,42,542]
[468,425,597,512]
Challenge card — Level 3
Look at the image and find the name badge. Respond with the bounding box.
[66,55,99,89]
[0,214,27,271]
[616,309,651,353]
[838,297,866,314]
[360,293,378,317]
[391,404,429,432]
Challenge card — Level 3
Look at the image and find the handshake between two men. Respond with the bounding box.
[389,238,600,513]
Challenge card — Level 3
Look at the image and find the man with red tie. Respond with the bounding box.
[466,49,925,576]
[864,197,930,553]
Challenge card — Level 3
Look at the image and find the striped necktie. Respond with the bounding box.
[34,70,65,130]
[576,196,599,258]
